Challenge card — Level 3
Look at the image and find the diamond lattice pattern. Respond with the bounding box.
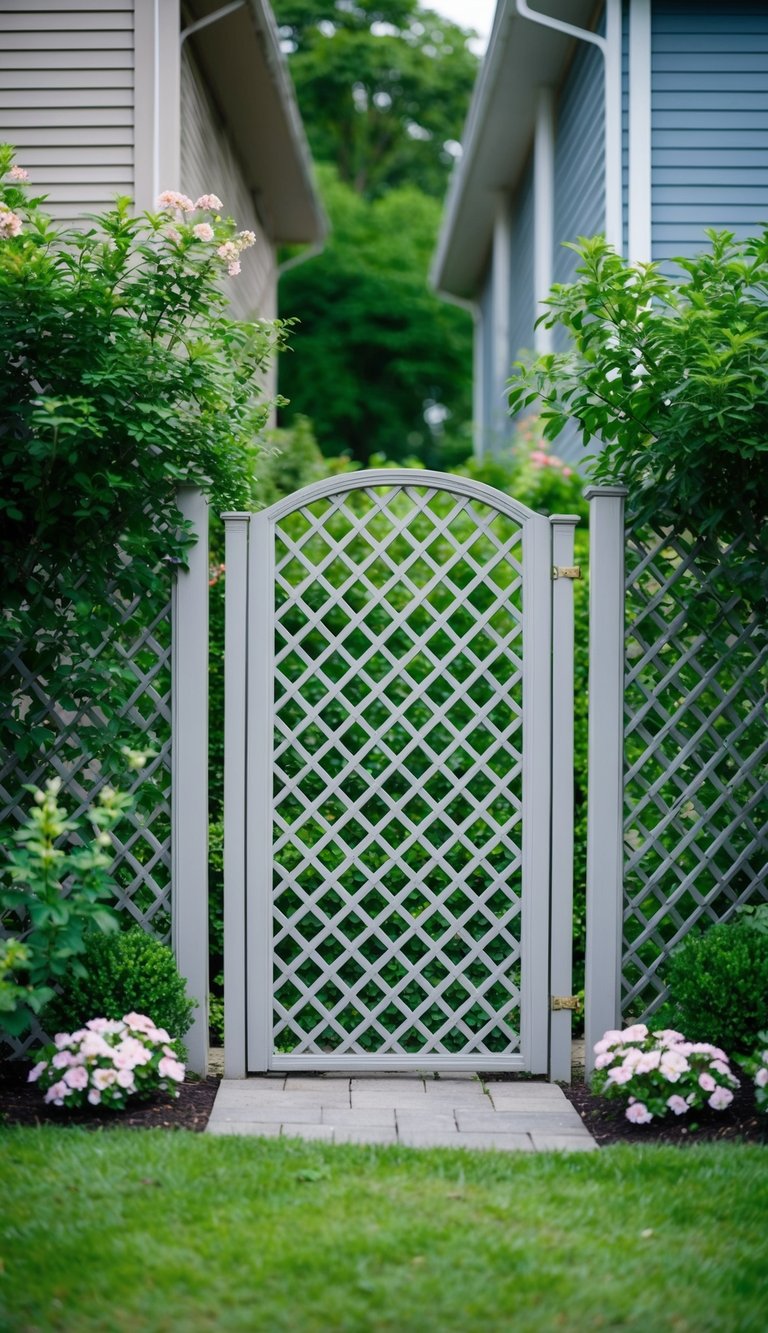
[271,484,526,1057]
[1,590,172,1056]
[623,524,768,1019]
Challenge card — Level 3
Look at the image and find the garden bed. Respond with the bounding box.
[560,1079,766,1147]
[0,1060,219,1133]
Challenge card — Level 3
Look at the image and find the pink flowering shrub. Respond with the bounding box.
[591,1024,740,1125]
[28,1014,185,1111]
[741,1032,768,1114]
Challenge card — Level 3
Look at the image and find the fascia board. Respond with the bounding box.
[431,0,595,300]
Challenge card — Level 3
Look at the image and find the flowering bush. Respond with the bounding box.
[741,1033,768,1114]
[591,1024,740,1125]
[28,1014,185,1111]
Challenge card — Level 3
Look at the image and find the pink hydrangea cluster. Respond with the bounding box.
[217,230,256,277]
[529,449,573,479]
[591,1023,740,1125]
[0,203,23,239]
[28,1014,185,1112]
[743,1033,768,1114]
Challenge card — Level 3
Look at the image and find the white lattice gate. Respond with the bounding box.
[224,472,578,1075]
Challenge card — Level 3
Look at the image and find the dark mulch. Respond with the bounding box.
[560,1079,766,1147]
[0,1060,220,1132]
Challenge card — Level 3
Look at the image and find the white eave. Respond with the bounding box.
[431,0,595,301]
[183,0,327,245]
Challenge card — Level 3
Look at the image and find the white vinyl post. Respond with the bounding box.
[172,485,209,1075]
[584,486,628,1071]
[222,513,251,1078]
[549,515,580,1082]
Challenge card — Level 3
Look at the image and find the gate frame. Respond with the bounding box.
[223,471,577,1079]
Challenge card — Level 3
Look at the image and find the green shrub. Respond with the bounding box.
[43,926,195,1057]
[662,916,768,1056]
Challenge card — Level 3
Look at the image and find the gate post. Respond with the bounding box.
[549,514,580,1082]
[222,513,251,1078]
[584,486,628,1071]
[172,485,209,1075]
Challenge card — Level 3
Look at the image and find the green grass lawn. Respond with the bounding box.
[1,1130,765,1332]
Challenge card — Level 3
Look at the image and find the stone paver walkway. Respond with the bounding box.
[206,1074,597,1151]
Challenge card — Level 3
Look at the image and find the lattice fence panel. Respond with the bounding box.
[1,588,172,1055]
[622,522,768,1018]
[270,483,527,1058]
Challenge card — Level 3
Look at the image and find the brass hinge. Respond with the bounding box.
[551,995,581,1011]
[552,565,582,581]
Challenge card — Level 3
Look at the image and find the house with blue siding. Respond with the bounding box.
[432,0,768,460]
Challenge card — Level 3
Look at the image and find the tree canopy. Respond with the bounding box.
[274,1,478,198]
[278,166,473,465]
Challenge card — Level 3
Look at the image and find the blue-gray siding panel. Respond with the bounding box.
[553,33,605,350]
[651,1,768,261]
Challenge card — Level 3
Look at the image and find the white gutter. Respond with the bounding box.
[628,0,652,263]
[515,0,623,255]
[533,85,555,353]
[180,1,245,47]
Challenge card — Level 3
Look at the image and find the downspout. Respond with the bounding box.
[180,1,245,47]
[514,0,623,255]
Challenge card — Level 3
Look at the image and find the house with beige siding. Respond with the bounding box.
[0,0,326,326]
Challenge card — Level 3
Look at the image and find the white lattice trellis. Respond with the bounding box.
[0,589,172,1055]
[622,524,768,1018]
[234,471,560,1073]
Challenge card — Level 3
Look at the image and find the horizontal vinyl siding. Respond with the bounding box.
[180,47,276,325]
[651,2,768,261]
[0,0,135,219]
[552,35,605,351]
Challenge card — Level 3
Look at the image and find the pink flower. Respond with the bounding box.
[659,1050,689,1082]
[0,204,22,238]
[28,1061,47,1083]
[80,1032,111,1059]
[157,190,195,213]
[194,193,223,211]
[238,229,256,249]
[52,1050,73,1069]
[667,1095,689,1116]
[594,1030,623,1054]
[635,1050,661,1075]
[710,1059,731,1078]
[562,467,573,478]
[625,1102,653,1124]
[88,1088,102,1106]
[123,1013,155,1034]
[217,241,238,262]
[607,1065,634,1086]
[654,1029,685,1046]
[158,1056,185,1083]
[227,261,241,277]
[594,1052,614,1070]
[166,226,182,245]
[64,1065,88,1090]
[92,1067,118,1091]
[116,1068,136,1090]
[708,1086,733,1111]
[44,1080,70,1106]
[620,1024,649,1042]
[698,1072,716,1093]
[193,222,214,242]
[54,1033,74,1050]
[755,1068,768,1088]
[9,165,29,182]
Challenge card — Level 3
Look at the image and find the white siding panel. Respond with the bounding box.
[180,47,276,326]
[0,2,135,220]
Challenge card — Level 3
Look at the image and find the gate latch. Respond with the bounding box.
[551,995,581,1011]
[552,566,581,581]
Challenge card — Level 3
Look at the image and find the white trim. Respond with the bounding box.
[223,513,251,1079]
[172,486,210,1075]
[549,515,579,1081]
[628,0,652,264]
[473,304,485,460]
[533,85,555,354]
[492,194,513,430]
[516,0,623,256]
[584,485,628,1070]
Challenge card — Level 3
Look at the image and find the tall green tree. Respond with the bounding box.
[279,166,472,465]
[274,1,478,199]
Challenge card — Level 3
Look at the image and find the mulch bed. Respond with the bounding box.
[0,1060,220,1133]
[2,1060,765,1145]
[560,1079,766,1147]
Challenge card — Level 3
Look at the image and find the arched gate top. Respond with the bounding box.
[257,468,548,527]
